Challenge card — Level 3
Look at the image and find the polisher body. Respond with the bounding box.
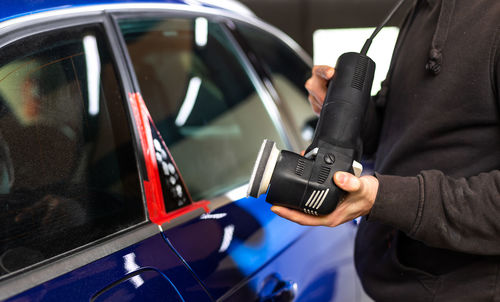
[248,52,375,215]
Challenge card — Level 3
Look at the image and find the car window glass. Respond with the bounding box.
[236,23,316,146]
[0,25,145,277]
[119,17,286,201]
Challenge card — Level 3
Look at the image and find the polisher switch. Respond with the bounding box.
[352,161,363,178]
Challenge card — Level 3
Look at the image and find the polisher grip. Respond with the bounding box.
[308,52,375,152]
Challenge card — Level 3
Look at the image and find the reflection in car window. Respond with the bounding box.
[120,17,286,201]
[236,23,316,146]
[0,25,145,277]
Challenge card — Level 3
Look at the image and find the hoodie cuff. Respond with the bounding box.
[367,173,422,235]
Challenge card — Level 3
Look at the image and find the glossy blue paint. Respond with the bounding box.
[6,233,211,302]
[225,224,360,302]
[163,194,359,301]
[0,0,238,23]
[92,269,185,302]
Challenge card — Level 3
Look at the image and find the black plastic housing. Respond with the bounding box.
[307,52,375,153]
[266,52,375,215]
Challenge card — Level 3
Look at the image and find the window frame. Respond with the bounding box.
[225,19,315,150]
[0,11,157,300]
[109,9,295,215]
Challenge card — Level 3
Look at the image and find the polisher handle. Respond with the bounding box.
[307,52,375,154]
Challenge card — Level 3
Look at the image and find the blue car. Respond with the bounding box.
[0,1,365,301]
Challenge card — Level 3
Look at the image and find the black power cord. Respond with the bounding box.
[361,0,407,55]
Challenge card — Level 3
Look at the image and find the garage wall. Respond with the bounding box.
[238,0,413,55]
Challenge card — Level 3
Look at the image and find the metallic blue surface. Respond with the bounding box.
[6,233,211,302]
[0,0,171,22]
[92,269,185,302]
[0,0,238,23]
[163,194,359,301]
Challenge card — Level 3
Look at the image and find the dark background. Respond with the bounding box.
[238,0,412,55]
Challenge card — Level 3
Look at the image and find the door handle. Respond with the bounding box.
[259,274,298,302]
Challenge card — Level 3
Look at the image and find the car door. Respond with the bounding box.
[114,8,360,302]
[0,11,211,302]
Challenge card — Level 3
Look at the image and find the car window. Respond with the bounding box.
[0,25,145,277]
[119,17,286,201]
[236,23,317,146]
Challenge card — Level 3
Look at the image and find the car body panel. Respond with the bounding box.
[0,2,363,301]
[163,193,358,301]
[5,233,211,302]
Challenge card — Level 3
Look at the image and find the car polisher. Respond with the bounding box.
[247,52,373,215]
[247,0,407,215]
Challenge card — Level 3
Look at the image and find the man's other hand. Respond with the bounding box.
[271,172,378,227]
[305,65,335,115]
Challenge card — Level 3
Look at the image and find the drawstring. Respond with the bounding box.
[376,0,456,108]
[425,0,455,75]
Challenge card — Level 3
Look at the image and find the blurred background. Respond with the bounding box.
[239,0,413,94]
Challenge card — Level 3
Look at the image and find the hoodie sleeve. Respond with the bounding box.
[368,170,500,255]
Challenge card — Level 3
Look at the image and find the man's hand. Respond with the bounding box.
[271,172,378,227]
[305,65,335,115]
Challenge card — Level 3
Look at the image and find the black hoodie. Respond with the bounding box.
[356,0,500,300]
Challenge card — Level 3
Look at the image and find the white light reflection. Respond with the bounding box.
[225,185,248,201]
[175,77,202,127]
[195,17,208,47]
[219,224,235,253]
[301,126,314,142]
[200,213,227,220]
[123,253,144,288]
[83,35,101,116]
[184,0,201,6]
[195,0,254,17]
[313,27,399,95]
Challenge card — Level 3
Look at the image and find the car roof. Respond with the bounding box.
[0,0,254,23]
[0,0,311,67]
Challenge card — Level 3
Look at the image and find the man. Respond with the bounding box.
[271,0,500,300]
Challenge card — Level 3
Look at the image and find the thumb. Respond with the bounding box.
[334,172,361,193]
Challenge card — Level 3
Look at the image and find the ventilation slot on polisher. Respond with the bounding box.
[295,159,306,176]
[351,56,369,91]
[317,166,331,184]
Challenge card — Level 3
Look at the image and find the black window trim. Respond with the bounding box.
[217,15,294,150]
[222,18,306,151]
[224,17,316,152]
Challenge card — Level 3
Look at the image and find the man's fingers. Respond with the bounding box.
[305,84,326,105]
[271,206,326,226]
[305,78,327,103]
[313,65,335,80]
[334,172,361,192]
[272,205,345,228]
[308,95,322,115]
[305,66,334,112]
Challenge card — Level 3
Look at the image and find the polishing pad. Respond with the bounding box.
[247,139,280,198]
